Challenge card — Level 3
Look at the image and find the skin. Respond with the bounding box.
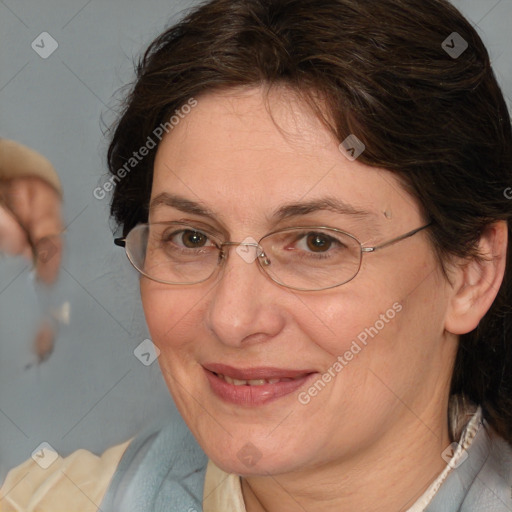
[0,176,63,284]
[141,86,507,512]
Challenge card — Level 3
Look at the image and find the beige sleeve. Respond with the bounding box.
[0,139,62,196]
[0,439,131,512]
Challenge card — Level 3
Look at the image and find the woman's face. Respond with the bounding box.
[141,86,457,476]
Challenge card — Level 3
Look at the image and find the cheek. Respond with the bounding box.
[293,285,400,361]
[140,282,184,347]
[140,280,208,364]
[294,256,445,397]
[140,281,163,338]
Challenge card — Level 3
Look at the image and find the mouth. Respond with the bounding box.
[214,373,304,386]
[202,363,317,406]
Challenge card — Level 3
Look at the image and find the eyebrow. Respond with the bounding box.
[273,197,375,221]
[150,193,216,217]
[149,192,376,222]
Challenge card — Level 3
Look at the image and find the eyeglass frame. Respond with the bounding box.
[114,221,433,291]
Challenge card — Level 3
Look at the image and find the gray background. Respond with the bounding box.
[0,0,511,483]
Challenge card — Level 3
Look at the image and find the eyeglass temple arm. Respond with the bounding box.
[361,222,432,253]
[114,237,126,247]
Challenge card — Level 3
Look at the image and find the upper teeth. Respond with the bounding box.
[217,373,295,386]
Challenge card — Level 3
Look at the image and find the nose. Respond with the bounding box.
[205,242,285,348]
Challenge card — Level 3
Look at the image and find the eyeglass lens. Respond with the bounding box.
[125,223,363,290]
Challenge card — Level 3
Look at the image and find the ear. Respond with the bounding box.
[444,221,508,335]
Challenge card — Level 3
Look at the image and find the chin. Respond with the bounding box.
[201,433,308,477]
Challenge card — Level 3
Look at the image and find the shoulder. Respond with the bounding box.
[0,439,130,511]
[0,413,207,512]
[427,422,512,512]
[462,428,512,511]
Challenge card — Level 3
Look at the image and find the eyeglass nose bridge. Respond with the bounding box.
[218,241,271,266]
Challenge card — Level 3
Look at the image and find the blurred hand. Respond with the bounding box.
[0,177,63,284]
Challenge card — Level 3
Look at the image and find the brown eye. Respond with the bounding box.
[181,230,208,248]
[306,233,332,252]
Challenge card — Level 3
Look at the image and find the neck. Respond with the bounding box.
[241,401,452,512]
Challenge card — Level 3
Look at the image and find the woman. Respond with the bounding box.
[2,0,511,510]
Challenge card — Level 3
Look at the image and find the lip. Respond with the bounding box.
[202,364,318,406]
[203,363,316,381]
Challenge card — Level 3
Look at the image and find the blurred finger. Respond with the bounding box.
[34,235,63,284]
[7,178,63,284]
[0,203,32,260]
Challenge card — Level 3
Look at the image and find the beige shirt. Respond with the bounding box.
[0,403,482,511]
[0,441,130,511]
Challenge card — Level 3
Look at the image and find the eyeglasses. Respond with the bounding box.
[114,221,432,291]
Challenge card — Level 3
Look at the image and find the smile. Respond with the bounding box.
[202,364,317,406]
[215,373,305,386]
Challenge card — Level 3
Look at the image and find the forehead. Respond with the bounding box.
[151,86,420,230]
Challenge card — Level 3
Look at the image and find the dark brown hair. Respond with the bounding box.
[107,0,512,441]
